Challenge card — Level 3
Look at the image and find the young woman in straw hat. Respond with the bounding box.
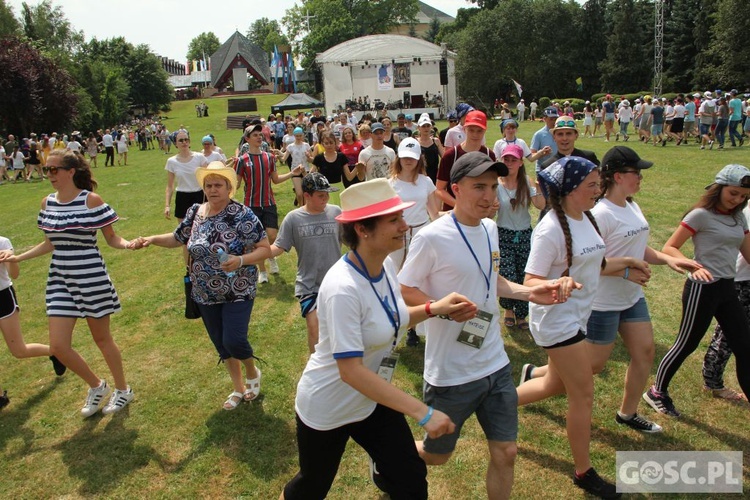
[281,178,476,500]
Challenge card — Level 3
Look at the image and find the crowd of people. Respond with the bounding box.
[1,97,749,499]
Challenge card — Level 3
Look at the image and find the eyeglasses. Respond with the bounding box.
[619,169,643,179]
[177,138,190,143]
[555,120,576,128]
[202,142,212,146]
[42,166,73,175]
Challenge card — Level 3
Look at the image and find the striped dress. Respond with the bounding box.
[38,190,122,318]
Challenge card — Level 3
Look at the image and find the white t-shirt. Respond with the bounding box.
[0,146,5,167]
[101,134,113,147]
[203,150,227,163]
[592,199,649,311]
[165,153,207,192]
[493,138,532,160]
[444,124,465,149]
[0,237,13,291]
[736,207,750,282]
[398,215,510,387]
[66,141,82,152]
[359,145,395,180]
[287,142,312,172]
[618,107,633,123]
[525,211,606,346]
[388,175,435,226]
[295,256,409,431]
[12,151,25,170]
[673,104,686,119]
[48,137,58,149]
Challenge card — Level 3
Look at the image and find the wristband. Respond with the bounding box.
[623,267,630,280]
[425,300,435,318]
[418,406,434,427]
[239,255,244,268]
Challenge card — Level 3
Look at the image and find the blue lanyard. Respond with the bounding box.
[345,251,401,345]
[451,212,492,301]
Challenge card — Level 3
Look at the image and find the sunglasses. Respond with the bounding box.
[555,120,576,128]
[619,169,643,179]
[177,138,190,143]
[42,166,73,175]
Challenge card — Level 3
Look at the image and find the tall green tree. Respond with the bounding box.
[0,35,78,135]
[0,0,20,37]
[186,31,220,62]
[598,0,653,93]
[247,17,290,61]
[20,0,83,56]
[422,17,442,43]
[575,0,608,95]
[695,0,746,88]
[664,0,703,90]
[282,0,418,68]
[124,44,172,114]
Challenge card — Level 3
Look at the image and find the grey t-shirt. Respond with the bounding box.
[275,204,343,296]
[682,208,748,281]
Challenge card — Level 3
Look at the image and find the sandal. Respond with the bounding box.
[223,392,244,411]
[243,368,262,402]
[517,320,530,331]
[503,317,516,328]
[707,387,747,401]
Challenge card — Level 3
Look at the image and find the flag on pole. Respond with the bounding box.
[576,77,583,92]
[512,79,523,97]
[192,60,198,73]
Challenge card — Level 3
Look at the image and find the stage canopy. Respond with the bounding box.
[315,34,456,116]
[271,93,324,114]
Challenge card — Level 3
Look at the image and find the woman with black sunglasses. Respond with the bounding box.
[0,150,136,417]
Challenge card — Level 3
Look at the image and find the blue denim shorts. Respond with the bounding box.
[585,297,651,345]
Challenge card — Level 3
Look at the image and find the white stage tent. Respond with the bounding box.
[315,35,456,118]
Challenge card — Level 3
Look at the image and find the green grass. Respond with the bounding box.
[0,97,748,499]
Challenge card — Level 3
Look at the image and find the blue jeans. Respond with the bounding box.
[198,299,255,360]
[729,120,742,146]
[715,119,728,146]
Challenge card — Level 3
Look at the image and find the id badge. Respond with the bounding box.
[376,352,400,382]
[457,310,494,349]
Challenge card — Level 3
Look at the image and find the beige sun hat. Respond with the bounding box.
[195,161,238,197]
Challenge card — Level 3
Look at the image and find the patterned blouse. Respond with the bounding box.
[175,201,266,305]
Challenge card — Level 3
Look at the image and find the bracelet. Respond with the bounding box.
[623,267,630,280]
[239,255,244,268]
[425,300,435,318]
[418,406,434,427]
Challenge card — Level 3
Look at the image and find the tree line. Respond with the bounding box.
[0,0,172,136]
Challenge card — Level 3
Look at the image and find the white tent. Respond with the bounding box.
[316,34,456,118]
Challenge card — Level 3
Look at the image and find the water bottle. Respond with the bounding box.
[217,248,235,277]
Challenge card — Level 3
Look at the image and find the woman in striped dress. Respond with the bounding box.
[0,150,135,417]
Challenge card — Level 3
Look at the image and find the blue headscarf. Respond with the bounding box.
[538,156,598,198]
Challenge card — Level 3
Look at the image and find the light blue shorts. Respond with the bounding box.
[651,124,663,135]
[586,297,651,345]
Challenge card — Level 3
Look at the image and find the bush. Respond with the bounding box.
[539,96,551,110]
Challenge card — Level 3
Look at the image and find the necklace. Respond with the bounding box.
[500,181,518,209]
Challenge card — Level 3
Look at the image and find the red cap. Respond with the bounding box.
[464,110,487,130]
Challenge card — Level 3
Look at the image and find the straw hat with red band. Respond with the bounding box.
[335,179,415,222]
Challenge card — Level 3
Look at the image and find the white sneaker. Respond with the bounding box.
[258,271,269,284]
[102,386,134,415]
[81,379,110,418]
[268,257,280,274]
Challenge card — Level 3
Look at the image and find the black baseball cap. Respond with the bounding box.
[302,172,339,193]
[600,146,653,172]
[450,151,508,184]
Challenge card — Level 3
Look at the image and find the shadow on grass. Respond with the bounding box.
[173,397,295,481]
[256,274,296,304]
[56,409,170,496]
[396,342,425,393]
[0,382,57,457]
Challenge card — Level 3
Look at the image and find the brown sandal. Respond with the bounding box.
[707,387,747,401]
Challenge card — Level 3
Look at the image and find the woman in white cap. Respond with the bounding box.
[518,156,647,498]
[644,164,750,417]
[281,179,475,500]
[416,112,443,184]
[132,162,270,410]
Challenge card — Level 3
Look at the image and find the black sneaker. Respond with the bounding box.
[709,140,714,150]
[573,467,621,499]
[405,328,420,347]
[50,355,67,376]
[643,386,680,417]
[616,412,663,433]
[518,363,535,386]
[0,390,8,410]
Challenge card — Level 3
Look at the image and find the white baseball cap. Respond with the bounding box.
[397,137,421,160]
[417,113,432,127]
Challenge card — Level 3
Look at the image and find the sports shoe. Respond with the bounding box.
[268,257,280,274]
[49,355,67,376]
[405,328,420,347]
[573,468,621,499]
[616,412,663,433]
[258,271,269,284]
[0,390,9,410]
[81,380,110,418]
[518,363,535,386]
[709,140,714,150]
[662,138,667,147]
[615,133,619,141]
[643,386,680,417]
[102,386,134,415]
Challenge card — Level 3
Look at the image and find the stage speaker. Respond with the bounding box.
[439,59,448,85]
[314,66,323,93]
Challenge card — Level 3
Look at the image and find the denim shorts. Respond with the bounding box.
[586,297,651,345]
[700,123,712,136]
[651,124,663,135]
[422,364,518,454]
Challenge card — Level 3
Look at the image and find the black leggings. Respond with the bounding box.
[655,278,750,396]
[283,404,427,500]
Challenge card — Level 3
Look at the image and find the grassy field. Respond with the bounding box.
[0,96,748,499]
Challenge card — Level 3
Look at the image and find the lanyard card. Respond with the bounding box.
[457,310,494,349]
[377,352,400,383]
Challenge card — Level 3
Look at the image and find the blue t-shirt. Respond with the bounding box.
[651,106,665,125]
[685,102,696,122]
[602,101,615,114]
[530,125,557,174]
[729,98,743,121]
